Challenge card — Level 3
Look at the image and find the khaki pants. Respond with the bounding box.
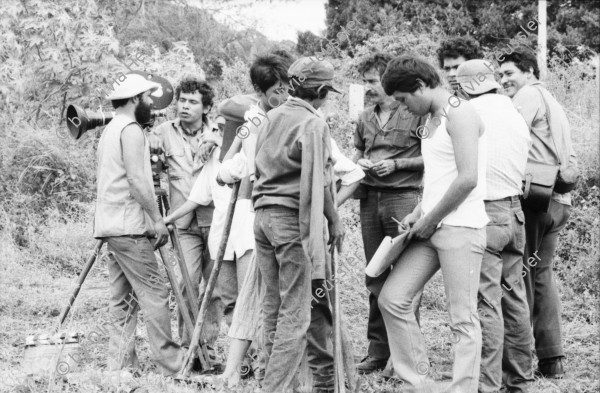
[105,235,184,376]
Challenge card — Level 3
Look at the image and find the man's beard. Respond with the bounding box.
[135,100,152,126]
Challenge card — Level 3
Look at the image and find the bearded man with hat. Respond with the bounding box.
[94,73,184,375]
[252,56,344,393]
[456,59,535,393]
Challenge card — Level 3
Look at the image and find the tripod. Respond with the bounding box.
[154,181,213,372]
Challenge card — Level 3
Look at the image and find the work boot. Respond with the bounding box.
[535,357,565,379]
[356,356,388,374]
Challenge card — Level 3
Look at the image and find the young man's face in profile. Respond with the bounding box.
[392,88,428,117]
[442,56,467,90]
[177,91,206,124]
[362,67,388,106]
[262,80,289,110]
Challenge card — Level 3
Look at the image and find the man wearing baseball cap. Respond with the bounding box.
[252,56,343,393]
[94,73,184,375]
[456,59,534,393]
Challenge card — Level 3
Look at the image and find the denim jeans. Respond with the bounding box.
[105,236,184,376]
[378,225,485,393]
[229,251,334,389]
[359,188,421,360]
[308,279,335,389]
[176,222,221,346]
[254,206,313,393]
[478,197,533,393]
[522,199,571,360]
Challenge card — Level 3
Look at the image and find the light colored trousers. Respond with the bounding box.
[218,250,254,327]
[378,225,486,393]
[226,250,261,341]
[105,236,184,376]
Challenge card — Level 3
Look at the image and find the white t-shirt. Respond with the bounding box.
[470,94,531,200]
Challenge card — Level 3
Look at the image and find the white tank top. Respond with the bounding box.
[421,107,488,228]
[94,114,155,237]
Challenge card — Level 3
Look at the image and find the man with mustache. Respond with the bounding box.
[148,77,222,356]
[353,53,425,374]
[94,74,184,375]
[499,47,579,380]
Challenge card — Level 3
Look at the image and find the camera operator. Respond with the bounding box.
[147,77,222,353]
[94,74,184,375]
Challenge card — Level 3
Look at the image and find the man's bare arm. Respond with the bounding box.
[411,103,482,240]
[393,156,424,171]
[122,124,168,248]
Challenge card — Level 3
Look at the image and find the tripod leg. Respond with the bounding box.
[169,227,200,320]
[158,192,211,371]
[168,227,212,371]
[57,239,104,329]
[179,181,240,377]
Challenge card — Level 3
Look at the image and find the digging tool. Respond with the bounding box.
[331,248,345,393]
[329,248,361,393]
[179,181,240,377]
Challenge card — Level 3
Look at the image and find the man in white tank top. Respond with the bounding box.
[378,55,487,393]
[94,74,184,375]
[457,60,534,393]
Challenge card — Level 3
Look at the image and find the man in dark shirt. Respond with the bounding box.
[253,56,343,393]
[353,53,425,373]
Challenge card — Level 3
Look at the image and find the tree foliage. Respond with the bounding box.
[325,0,600,60]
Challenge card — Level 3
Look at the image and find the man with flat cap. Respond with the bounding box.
[252,56,344,393]
[94,74,184,375]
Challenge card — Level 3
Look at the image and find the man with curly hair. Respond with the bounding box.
[148,77,223,353]
[436,36,484,91]
[353,52,425,374]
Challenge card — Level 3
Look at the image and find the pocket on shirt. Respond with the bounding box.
[390,130,418,149]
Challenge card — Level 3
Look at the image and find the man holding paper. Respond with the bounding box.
[379,55,487,392]
[352,53,425,374]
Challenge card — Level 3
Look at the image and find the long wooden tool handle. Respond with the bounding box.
[180,181,240,377]
[332,248,346,393]
[341,320,361,392]
[57,239,104,328]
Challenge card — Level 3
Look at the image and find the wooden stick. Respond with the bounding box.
[331,248,346,393]
[328,248,362,393]
[168,226,200,320]
[57,239,104,328]
[158,247,196,338]
[179,181,240,377]
[166,227,211,370]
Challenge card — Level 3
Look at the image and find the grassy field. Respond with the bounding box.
[0,60,598,393]
[0,193,598,392]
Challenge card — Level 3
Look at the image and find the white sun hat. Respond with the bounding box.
[106,73,162,100]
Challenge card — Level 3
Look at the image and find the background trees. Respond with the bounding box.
[321,0,599,60]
